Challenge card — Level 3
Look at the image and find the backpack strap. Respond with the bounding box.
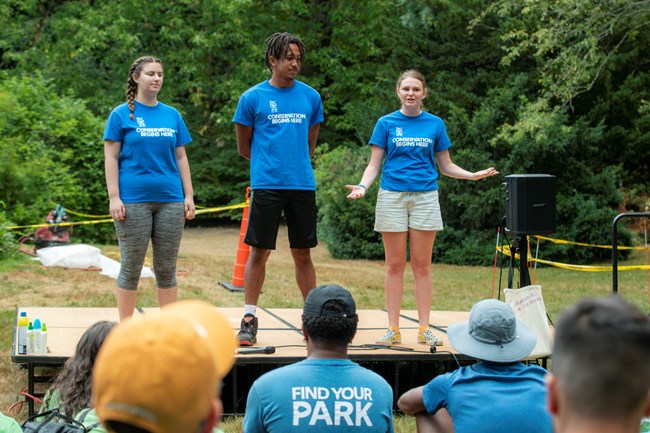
[22,408,59,426]
[22,408,87,432]
[75,408,100,432]
[75,409,91,423]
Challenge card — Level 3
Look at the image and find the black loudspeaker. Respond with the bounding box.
[505,174,557,235]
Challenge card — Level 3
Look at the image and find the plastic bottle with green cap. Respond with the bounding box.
[40,323,48,354]
[26,322,35,355]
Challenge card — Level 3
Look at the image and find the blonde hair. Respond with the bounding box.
[125,56,162,120]
[396,69,428,110]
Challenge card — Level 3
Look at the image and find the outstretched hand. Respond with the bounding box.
[345,184,366,199]
[474,167,499,180]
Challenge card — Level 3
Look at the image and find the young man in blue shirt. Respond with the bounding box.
[233,32,324,346]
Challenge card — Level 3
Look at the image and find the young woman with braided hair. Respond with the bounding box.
[103,56,195,321]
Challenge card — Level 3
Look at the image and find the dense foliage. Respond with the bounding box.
[1,0,647,264]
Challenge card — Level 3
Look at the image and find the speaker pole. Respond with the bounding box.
[520,235,532,287]
[513,235,532,287]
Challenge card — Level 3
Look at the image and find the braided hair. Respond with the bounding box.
[264,32,306,72]
[126,56,163,120]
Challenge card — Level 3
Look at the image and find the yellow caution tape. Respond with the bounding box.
[498,245,650,272]
[532,235,645,250]
[7,219,113,230]
[7,202,248,230]
[195,202,247,215]
[53,207,110,219]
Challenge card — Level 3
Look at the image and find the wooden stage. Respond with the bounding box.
[11,306,545,415]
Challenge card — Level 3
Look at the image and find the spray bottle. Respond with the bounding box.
[17,312,28,355]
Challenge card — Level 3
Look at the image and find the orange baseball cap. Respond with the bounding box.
[93,301,236,433]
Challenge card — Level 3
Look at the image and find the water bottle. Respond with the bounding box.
[17,312,28,355]
[33,319,43,355]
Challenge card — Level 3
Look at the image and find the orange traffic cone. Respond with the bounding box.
[219,187,251,292]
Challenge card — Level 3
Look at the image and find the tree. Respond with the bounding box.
[0,73,110,241]
[0,0,643,263]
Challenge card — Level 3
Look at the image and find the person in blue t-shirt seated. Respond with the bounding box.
[243,284,395,433]
[398,298,552,433]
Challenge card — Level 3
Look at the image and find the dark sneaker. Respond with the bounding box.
[237,314,258,346]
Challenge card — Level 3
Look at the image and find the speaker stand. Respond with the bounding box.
[510,235,532,288]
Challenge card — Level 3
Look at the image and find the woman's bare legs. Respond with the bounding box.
[409,228,436,326]
[382,231,409,327]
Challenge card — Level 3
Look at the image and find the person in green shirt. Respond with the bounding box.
[0,412,22,433]
[40,321,116,422]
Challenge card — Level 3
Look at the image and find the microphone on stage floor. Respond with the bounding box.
[237,346,276,355]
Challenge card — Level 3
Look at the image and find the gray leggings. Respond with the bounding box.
[114,202,185,290]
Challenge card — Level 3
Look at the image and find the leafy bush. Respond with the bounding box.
[0,206,16,260]
[0,73,114,243]
[315,144,383,260]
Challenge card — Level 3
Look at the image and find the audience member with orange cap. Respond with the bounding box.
[398,298,552,433]
[92,300,237,433]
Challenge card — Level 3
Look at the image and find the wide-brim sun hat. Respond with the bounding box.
[448,299,536,363]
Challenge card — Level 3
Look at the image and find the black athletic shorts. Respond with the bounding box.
[244,189,318,250]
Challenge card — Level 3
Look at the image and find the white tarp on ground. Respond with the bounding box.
[34,244,154,279]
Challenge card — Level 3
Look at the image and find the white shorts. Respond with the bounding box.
[374,188,444,232]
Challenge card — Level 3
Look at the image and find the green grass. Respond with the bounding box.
[0,227,648,433]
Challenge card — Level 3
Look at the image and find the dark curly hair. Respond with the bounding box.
[264,32,305,72]
[49,320,116,416]
[302,299,358,345]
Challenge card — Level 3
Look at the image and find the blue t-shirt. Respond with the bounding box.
[103,101,192,203]
[243,358,394,433]
[369,110,452,192]
[422,361,552,433]
[232,80,324,190]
